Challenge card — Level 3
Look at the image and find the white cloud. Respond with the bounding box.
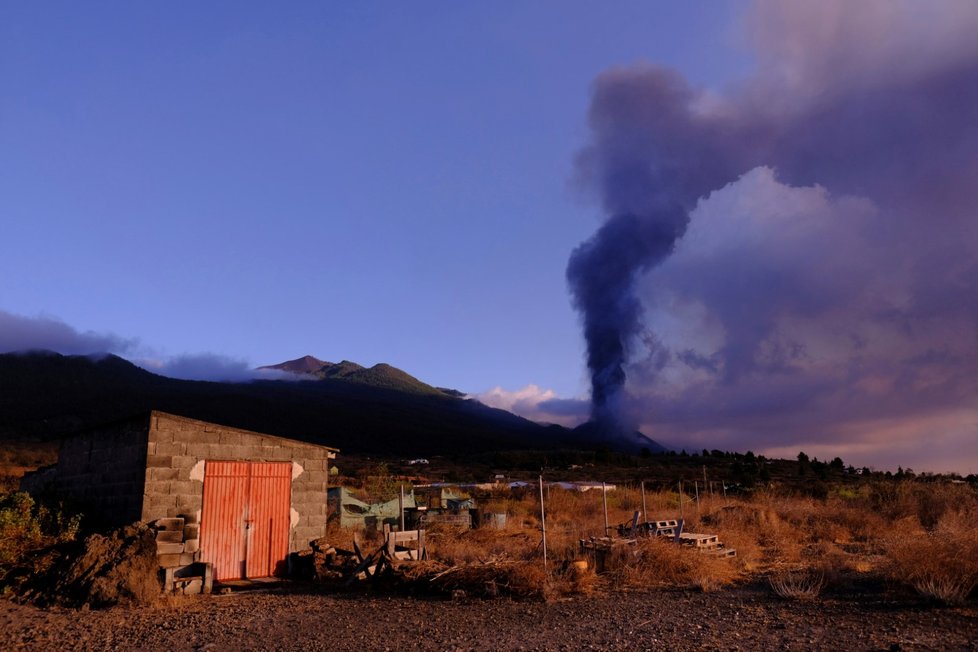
[475,384,588,427]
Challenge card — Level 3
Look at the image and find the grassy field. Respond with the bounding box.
[327,479,978,604]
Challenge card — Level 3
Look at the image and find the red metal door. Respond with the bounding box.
[245,462,292,578]
[200,461,292,581]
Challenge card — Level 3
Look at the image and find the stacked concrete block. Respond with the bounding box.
[156,516,213,595]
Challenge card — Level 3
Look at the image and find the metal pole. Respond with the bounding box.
[538,475,548,572]
[602,481,609,536]
[399,484,405,531]
[640,480,647,524]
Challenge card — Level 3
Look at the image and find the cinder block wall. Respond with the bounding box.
[143,411,332,552]
[53,414,150,528]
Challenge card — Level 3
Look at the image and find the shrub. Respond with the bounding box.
[603,538,739,593]
[885,510,978,605]
[768,568,825,600]
[0,492,81,567]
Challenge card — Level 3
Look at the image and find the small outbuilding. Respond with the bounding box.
[25,410,337,583]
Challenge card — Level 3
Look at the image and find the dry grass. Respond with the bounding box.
[602,538,739,592]
[324,481,978,603]
[768,568,825,600]
[884,509,978,605]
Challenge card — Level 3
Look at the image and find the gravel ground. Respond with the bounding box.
[2,584,976,651]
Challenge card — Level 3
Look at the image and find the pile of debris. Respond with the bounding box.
[301,526,562,599]
[582,514,736,572]
[300,525,428,588]
[3,523,161,608]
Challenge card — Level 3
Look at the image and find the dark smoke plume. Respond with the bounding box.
[567,66,745,436]
[567,211,683,432]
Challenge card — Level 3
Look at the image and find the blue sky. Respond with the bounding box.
[1,1,749,397]
[4,2,977,474]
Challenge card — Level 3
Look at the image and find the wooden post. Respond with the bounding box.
[694,480,699,505]
[602,481,609,536]
[538,475,548,572]
[678,480,684,519]
[399,484,405,531]
[640,480,647,524]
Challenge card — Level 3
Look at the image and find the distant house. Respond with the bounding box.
[22,411,337,583]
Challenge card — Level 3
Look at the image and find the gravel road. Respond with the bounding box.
[2,584,976,651]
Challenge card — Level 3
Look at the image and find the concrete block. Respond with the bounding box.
[143,480,169,495]
[175,495,201,513]
[203,443,228,459]
[183,524,200,539]
[196,430,222,445]
[156,517,185,531]
[147,467,181,482]
[156,530,184,543]
[179,511,200,524]
[182,579,203,595]
[157,542,184,555]
[155,442,186,456]
[183,538,199,553]
[259,447,293,462]
[171,455,198,470]
[168,480,198,496]
[203,562,214,594]
[157,553,183,567]
[183,442,210,458]
[179,552,197,565]
[146,455,173,468]
[151,429,174,445]
[145,494,177,512]
[229,445,257,460]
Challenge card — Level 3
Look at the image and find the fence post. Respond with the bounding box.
[640,480,647,524]
[539,475,548,573]
[679,480,684,519]
[602,481,609,536]
[399,484,405,531]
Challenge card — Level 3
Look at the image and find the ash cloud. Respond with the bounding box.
[569,0,978,470]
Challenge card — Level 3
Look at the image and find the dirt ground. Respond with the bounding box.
[2,582,976,652]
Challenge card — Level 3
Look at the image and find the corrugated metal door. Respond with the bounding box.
[246,462,292,578]
[200,461,292,581]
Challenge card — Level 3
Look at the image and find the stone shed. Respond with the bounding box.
[29,410,337,583]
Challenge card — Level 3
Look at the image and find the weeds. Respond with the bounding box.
[885,510,978,605]
[325,480,978,603]
[0,492,81,566]
[768,568,825,600]
[601,539,738,592]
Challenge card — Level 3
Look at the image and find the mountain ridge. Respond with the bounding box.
[258,355,450,396]
[0,351,666,456]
